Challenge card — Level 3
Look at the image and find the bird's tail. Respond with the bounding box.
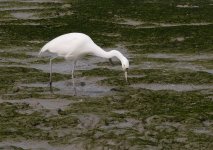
[38,45,48,57]
[38,51,43,57]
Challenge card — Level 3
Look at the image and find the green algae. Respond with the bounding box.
[62,88,212,121]
[0,102,46,141]
[0,51,32,59]
[56,88,213,148]
[1,0,212,52]
[0,101,79,141]
[100,69,213,86]
[31,57,65,64]
[80,68,121,77]
[0,0,213,149]
[0,66,70,97]
[0,66,69,83]
[133,56,178,64]
[192,59,213,69]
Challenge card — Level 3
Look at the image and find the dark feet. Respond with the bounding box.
[49,82,53,93]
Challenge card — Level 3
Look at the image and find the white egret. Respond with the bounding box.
[39,33,129,89]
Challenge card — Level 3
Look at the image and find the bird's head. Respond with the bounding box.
[121,57,130,84]
[109,49,130,84]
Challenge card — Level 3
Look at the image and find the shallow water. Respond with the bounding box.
[132,83,213,91]
[0,0,213,149]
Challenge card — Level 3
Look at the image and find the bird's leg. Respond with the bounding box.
[72,60,77,95]
[49,57,56,90]
[71,60,77,80]
[49,58,52,88]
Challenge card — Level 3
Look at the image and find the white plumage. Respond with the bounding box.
[39,33,129,91]
[40,33,94,59]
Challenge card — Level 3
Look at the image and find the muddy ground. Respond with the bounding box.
[0,0,213,149]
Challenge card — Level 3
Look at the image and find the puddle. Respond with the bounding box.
[167,62,210,73]
[0,140,84,150]
[119,18,143,26]
[158,22,211,27]
[100,118,144,133]
[20,77,112,97]
[0,0,212,149]
[146,53,213,61]
[100,32,120,37]
[176,4,199,8]
[0,98,72,112]
[203,120,213,127]
[139,53,213,74]
[31,59,99,74]
[134,22,212,29]
[0,141,54,150]
[112,109,129,114]
[193,128,213,136]
[204,69,213,74]
[162,122,183,129]
[0,57,27,65]
[10,11,73,20]
[20,0,62,3]
[0,98,72,111]
[0,98,73,116]
[0,139,114,150]
[170,37,185,42]
[0,0,71,22]
[11,12,37,20]
[77,114,100,129]
[175,137,188,143]
[53,78,112,97]
[110,18,211,29]
[132,60,213,75]
[0,6,46,11]
[132,83,213,91]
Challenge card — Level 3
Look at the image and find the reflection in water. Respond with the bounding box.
[21,77,112,97]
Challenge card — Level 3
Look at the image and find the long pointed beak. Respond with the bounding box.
[125,69,130,85]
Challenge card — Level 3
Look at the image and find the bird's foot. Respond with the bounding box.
[49,81,52,87]
[49,82,54,93]
[73,87,77,96]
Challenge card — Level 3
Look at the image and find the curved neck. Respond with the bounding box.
[91,45,126,63]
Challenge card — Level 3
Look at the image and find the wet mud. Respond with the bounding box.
[0,0,213,149]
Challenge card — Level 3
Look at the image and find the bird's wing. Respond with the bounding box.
[39,33,94,58]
